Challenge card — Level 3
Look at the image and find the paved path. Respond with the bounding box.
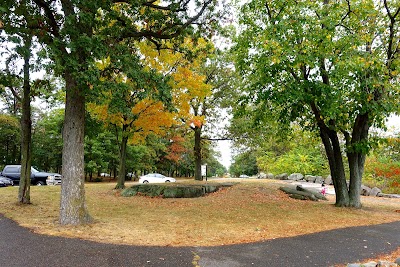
[1,214,399,267]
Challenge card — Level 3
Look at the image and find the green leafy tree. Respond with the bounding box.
[32,109,63,172]
[234,0,400,207]
[229,151,258,177]
[2,0,218,224]
[0,114,20,166]
[0,10,35,203]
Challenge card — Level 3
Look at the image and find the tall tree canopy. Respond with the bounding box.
[1,0,219,225]
[234,0,400,207]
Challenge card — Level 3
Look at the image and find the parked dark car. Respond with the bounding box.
[0,165,62,186]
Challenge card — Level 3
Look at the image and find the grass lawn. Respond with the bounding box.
[0,178,399,247]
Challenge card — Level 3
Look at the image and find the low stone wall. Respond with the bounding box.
[257,172,332,185]
[257,172,400,198]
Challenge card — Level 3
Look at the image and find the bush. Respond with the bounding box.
[364,157,400,194]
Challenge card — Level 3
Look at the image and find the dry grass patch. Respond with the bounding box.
[0,179,399,247]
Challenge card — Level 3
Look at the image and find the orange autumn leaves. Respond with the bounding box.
[88,98,174,144]
[88,38,213,144]
[139,38,213,129]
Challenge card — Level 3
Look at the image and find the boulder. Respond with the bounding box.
[276,173,288,180]
[378,193,400,198]
[279,186,318,201]
[395,258,400,265]
[314,176,324,184]
[121,183,235,198]
[361,185,371,196]
[304,175,316,183]
[288,173,304,181]
[377,260,398,267]
[369,187,382,197]
[266,173,275,179]
[324,175,333,185]
[257,172,267,179]
[296,185,327,200]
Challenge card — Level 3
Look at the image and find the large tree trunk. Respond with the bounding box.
[194,127,202,181]
[312,102,350,206]
[59,71,92,225]
[327,130,350,207]
[115,131,128,189]
[19,36,32,204]
[347,114,370,208]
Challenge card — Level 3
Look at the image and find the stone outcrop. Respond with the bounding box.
[361,185,372,196]
[324,175,333,185]
[280,185,327,201]
[304,175,316,183]
[275,173,288,180]
[121,183,235,198]
[370,187,382,197]
[288,173,304,181]
[257,172,400,199]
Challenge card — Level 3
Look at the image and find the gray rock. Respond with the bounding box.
[257,172,267,179]
[266,173,275,179]
[315,176,324,184]
[347,264,361,267]
[378,193,400,198]
[395,258,400,265]
[324,175,333,185]
[361,262,378,267]
[304,175,316,182]
[275,173,288,180]
[377,260,398,266]
[361,185,372,196]
[288,173,304,181]
[370,187,382,197]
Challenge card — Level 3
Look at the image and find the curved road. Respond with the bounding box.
[1,214,399,267]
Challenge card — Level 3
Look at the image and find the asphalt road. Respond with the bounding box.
[1,214,399,267]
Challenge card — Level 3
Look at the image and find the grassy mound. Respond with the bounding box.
[121,183,235,198]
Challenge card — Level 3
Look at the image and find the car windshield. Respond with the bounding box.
[31,167,39,173]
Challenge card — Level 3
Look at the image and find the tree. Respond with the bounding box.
[89,41,176,189]
[229,151,258,177]
[257,129,329,176]
[1,0,217,224]
[89,95,174,189]
[234,0,400,207]
[139,38,215,180]
[0,114,20,166]
[32,109,63,172]
[0,5,37,203]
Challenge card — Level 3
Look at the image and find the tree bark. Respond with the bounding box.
[59,71,92,225]
[19,35,32,204]
[116,132,128,189]
[194,127,202,181]
[311,103,349,206]
[347,113,370,208]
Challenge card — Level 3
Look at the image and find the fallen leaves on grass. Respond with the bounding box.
[0,179,399,247]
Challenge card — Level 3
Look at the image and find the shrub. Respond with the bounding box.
[364,157,400,194]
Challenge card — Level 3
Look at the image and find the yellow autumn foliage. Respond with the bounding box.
[138,38,213,123]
